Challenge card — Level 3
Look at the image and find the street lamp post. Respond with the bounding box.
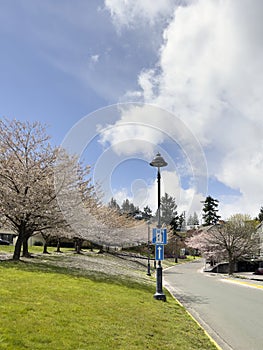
[147,220,151,276]
[150,152,167,301]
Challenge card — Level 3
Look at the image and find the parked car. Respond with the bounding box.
[254,267,263,275]
[0,238,10,245]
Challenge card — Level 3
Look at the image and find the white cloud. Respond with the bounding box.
[113,169,205,218]
[129,0,263,218]
[158,170,205,216]
[98,104,166,157]
[102,0,263,218]
[112,187,131,205]
[99,104,207,169]
[104,0,175,29]
[90,54,100,63]
[98,104,208,204]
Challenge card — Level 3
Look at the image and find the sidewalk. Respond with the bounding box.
[233,272,263,282]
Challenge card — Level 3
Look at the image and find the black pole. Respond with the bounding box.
[154,167,166,301]
[157,168,161,226]
[175,238,178,263]
[147,222,151,276]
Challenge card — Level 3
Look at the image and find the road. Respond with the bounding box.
[163,259,263,350]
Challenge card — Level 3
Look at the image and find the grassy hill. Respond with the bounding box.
[0,248,217,349]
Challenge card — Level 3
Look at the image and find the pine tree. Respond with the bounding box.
[178,212,186,231]
[143,205,152,219]
[121,199,131,213]
[121,199,139,217]
[202,196,220,226]
[187,212,199,227]
[187,214,193,226]
[192,212,199,225]
[258,207,263,222]
[108,197,120,211]
[160,193,178,226]
[170,215,180,232]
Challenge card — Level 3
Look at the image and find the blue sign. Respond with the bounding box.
[155,244,164,261]
[152,228,167,245]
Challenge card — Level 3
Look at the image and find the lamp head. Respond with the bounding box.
[150,152,168,168]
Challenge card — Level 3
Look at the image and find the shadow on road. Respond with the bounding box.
[164,270,183,275]
[179,293,210,306]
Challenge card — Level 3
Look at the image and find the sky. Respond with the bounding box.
[1,0,263,221]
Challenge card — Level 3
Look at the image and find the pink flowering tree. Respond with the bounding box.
[186,214,259,274]
[0,119,94,259]
[186,229,224,264]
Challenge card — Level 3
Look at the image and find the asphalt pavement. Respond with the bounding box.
[164,259,263,350]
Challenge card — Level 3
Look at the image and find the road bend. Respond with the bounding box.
[163,259,263,350]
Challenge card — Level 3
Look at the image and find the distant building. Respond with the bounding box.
[0,228,45,246]
[0,228,17,244]
[256,222,263,258]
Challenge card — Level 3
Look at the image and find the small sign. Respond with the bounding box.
[152,228,167,244]
[155,244,164,261]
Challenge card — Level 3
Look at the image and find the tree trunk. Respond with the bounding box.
[228,256,235,275]
[75,239,83,254]
[43,242,49,254]
[56,238,62,253]
[22,238,31,258]
[13,234,23,260]
[98,246,104,254]
[174,239,178,263]
[41,233,50,254]
[74,239,78,253]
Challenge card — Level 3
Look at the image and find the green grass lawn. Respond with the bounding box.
[0,248,217,350]
[163,255,200,268]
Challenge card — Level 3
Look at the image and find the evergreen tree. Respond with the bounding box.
[108,197,120,211]
[121,199,139,217]
[187,212,199,227]
[258,207,263,222]
[143,205,152,219]
[160,193,178,226]
[202,196,220,226]
[192,212,199,225]
[178,212,186,231]
[170,215,180,232]
[187,214,193,226]
[121,199,131,213]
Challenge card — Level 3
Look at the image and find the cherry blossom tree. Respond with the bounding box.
[0,119,57,259]
[55,148,150,249]
[186,214,259,274]
[0,118,152,260]
[186,227,223,265]
[210,214,258,274]
[0,119,93,259]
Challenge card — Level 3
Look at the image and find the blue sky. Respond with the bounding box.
[1,0,263,220]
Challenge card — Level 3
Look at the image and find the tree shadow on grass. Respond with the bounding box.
[0,255,155,294]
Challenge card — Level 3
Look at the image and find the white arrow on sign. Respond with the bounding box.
[157,246,162,260]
